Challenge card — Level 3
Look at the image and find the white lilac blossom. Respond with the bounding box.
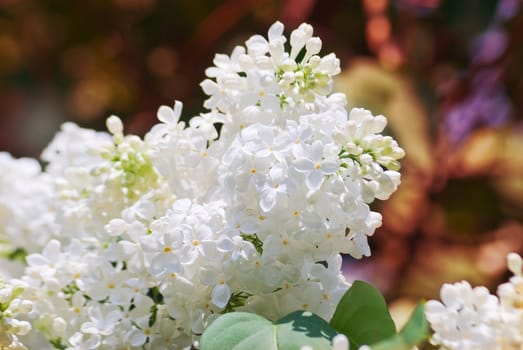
[426,252,523,350]
[0,153,56,258]
[0,21,404,349]
[0,279,33,350]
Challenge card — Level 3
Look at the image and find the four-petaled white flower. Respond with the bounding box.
[294,140,339,190]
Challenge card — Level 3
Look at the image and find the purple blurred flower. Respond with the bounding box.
[470,28,508,65]
[445,86,512,144]
[495,0,522,22]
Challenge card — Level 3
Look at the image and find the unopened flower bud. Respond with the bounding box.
[508,253,522,276]
[106,115,124,136]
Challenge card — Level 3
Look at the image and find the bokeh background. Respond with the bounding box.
[2,0,523,325]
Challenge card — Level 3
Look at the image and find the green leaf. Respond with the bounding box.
[370,302,429,350]
[200,311,338,350]
[398,303,429,345]
[330,280,397,349]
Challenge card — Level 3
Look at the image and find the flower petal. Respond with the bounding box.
[212,283,231,308]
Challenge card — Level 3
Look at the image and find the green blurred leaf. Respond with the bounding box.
[399,303,429,345]
[330,280,397,349]
[371,302,429,350]
[200,311,337,350]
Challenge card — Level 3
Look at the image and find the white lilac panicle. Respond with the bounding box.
[496,252,523,348]
[426,252,523,350]
[0,152,56,258]
[0,279,33,350]
[0,21,404,349]
[41,118,170,242]
[425,281,500,350]
[196,21,403,259]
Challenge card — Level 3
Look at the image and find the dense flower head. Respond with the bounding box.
[426,252,523,350]
[200,22,341,120]
[0,21,404,349]
[0,152,55,257]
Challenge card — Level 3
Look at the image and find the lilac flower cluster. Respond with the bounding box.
[0,22,404,349]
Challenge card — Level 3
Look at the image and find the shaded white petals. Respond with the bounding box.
[105,218,127,237]
[305,37,322,57]
[294,158,314,172]
[200,241,220,260]
[306,170,324,190]
[69,332,101,350]
[43,239,62,259]
[199,267,218,286]
[179,248,198,265]
[318,53,341,75]
[507,252,522,276]
[245,34,269,56]
[260,188,278,212]
[320,160,339,174]
[25,254,49,267]
[126,328,147,347]
[268,21,284,42]
[150,253,181,277]
[157,101,183,125]
[200,79,220,95]
[212,283,231,308]
[441,283,465,309]
[213,53,232,69]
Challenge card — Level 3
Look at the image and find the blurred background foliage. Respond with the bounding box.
[1,0,523,331]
